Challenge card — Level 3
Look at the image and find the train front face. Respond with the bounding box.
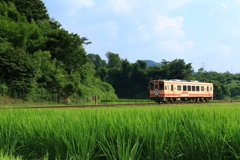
[149,80,163,102]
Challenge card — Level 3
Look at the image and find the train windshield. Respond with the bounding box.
[159,81,164,90]
[150,82,154,90]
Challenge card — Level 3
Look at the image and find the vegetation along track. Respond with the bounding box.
[1,100,240,109]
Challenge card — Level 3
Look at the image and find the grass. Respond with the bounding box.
[1,103,240,159]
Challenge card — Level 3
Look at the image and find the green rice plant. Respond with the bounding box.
[1,104,240,159]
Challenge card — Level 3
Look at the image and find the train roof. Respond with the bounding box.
[150,79,212,84]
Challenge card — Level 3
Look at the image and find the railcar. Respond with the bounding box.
[149,79,213,103]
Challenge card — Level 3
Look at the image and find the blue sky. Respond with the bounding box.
[42,0,240,73]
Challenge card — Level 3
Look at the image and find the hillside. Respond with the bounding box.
[145,60,161,67]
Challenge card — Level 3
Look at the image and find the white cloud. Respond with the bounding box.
[60,0,95,15]
[109,0,132,13]
[97,21,119,39]
[167,0,191,9]
[159,40,194,53]
[127,25,150,43]
[233,29,240,35]
[218,44,231,56]
[207,11,216,17]
[154,15,185,39]
[201,44,231,57]
[221,3,228,9]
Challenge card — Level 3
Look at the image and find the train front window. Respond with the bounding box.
[159,81,164,90]
[150,82,154,90]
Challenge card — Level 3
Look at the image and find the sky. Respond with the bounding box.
[41,0,240,73]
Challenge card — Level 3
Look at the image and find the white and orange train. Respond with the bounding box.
[149,79,213,103]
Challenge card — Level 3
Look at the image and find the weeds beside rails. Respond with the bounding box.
[0,104,240,159]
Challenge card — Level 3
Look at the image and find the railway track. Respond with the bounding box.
[1,100,240,109]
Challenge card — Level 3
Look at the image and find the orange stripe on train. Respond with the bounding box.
[150,94,213,97]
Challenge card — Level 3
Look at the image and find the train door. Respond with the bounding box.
[171,84,174,97]
[153,81,159,96]
[207,86,210,97]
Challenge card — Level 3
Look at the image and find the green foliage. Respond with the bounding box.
[160,59,194,80]
[0,1,117,103]
[103,57,195,98]
[106,51,122,68]
[194,70,238,99]
[87,53,107,71]
[1,0,49,22]
[1,104,240,159]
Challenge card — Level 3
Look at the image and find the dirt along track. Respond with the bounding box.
[0,103,158,109]
[1,100,240,109]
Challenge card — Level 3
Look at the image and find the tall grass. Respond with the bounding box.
[0,104,240,159]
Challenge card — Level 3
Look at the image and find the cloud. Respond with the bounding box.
[60,0,95,15]
[221,3,228,9]
[154,15,185,39]
[233,29,240,35]
[167,0,191,9]
[127,25,150,43]
[109,0,132,13]
[95,21,119,39]
[159,40,194,53]
[207,11,216,17]
[200,44,231,57]
[218,44,231,56]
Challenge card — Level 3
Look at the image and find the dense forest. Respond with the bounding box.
[0,1,239,104]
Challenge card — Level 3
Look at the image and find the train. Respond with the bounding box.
[149,79,213,103]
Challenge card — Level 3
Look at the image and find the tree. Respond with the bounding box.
[210,80,230,100]
[87,53,107,70]
[2,0,49,22]
[147,66,162,80]
[106,52,121,68]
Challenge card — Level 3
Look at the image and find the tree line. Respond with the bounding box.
[88,52,235,100]
[0,1,238,103]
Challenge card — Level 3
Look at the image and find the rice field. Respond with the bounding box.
[1,103,240,160]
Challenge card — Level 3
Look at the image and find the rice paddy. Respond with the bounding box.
[1,103,240,160]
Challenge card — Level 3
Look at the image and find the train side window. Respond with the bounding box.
[183,85,187,91]
[207,86,209,92]
[188,86,191,91]
[201,86,204,91]
[165,86,168,90]
[177,85,181,91]
[192,86,195,91]
[196,86,200,91]
[171,85,173,91]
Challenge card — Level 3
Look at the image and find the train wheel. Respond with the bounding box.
[194,98,198,102]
